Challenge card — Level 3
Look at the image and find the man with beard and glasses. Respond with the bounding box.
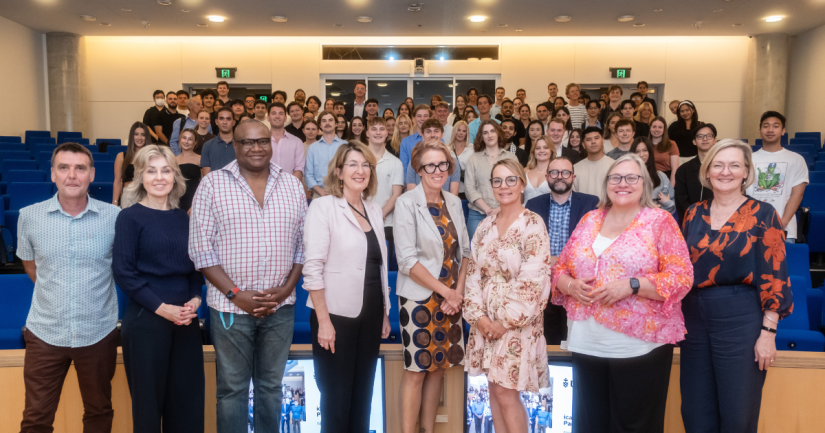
[525,156,598,346]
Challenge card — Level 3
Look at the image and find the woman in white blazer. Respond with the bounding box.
[302,141,391,433]
[393,139,471,433]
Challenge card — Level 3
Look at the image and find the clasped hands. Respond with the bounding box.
[476,316,507,340]
[563,277,634,306]
[155,297,201,325]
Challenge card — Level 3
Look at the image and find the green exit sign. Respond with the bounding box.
[609,67,632,79]
[215,67,237,78]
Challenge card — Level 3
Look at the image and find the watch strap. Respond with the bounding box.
[761,325,777,334]
[630,278,640,295]
[225,287,240,300]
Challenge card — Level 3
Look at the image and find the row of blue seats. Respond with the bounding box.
[0,131,122,147]
[0,143,122,157]
[0,147,126,167]
[0,181,113,210]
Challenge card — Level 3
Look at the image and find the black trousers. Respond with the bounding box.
[680,285,766,433]
[310,284,384,433]
[121,301,205,433]
[572,344,673,433]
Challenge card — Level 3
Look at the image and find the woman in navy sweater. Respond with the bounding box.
[113,145,205,433]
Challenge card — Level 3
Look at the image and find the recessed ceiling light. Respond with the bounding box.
[272,16,288,23]
[654,9,663,12]
[80,15,96,22]
[469,16,486,22]
[181,9,190,13]
[633,23,645,27]
[408,3,422,12]
[325,82,333,86]
[357,16,372,23]
[497,24,508,27]
[334,23,344,27]
[197,23,209,27]
[157,0,172,5]
[618,15,634,22]
[99,22,111,26]
[515,29,523,32]
[208,16,225,22]
[377,83,388,87]
[714,9,724,13]
[121,8,131,12]
[765,16,783,22]
[331,93,341,97]
[555,16,572,23]
[732,23,743,26]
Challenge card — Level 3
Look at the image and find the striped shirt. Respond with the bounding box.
[567,104,587,130]
[188,161,307,314]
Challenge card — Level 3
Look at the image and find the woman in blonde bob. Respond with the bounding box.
[113,144,205,433]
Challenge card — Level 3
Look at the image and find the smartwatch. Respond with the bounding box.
[629,278,640,295]
[225,287,240,300]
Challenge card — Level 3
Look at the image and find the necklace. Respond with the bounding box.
[347,201,368,220]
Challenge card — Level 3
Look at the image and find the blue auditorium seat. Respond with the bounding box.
[27,137,56,145]
[0,144,26,152]
[36,151,53,170]
[0,197,11,262]
[0,170,48,194]
[0,136,23,143]
[815,161,825,172]
[775,276,825,351]
[25,131,50,143]
[383,271,401,344]
[293,277,311,344]
[786,244,812,296]
[1,159,38,174]
[94,161,115,182]
[6,182,53,211]
[33,144,58,156]
[809,287,823,332]
[57,131,83,144]
[106,146,127,156]
[0,275,35,349]
[802,184,825,211]
[96,138,122,148]
[0,151,33,162]
[810,172,825,184]
[83,144,99,154]
[88,182,114,202]
[4,209,19,252]
[788,144,817,157]
[796,132,822,145]
[115,285,129,319]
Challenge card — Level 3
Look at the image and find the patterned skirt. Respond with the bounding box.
[399,293,465,372]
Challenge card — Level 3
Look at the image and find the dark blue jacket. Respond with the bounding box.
[525,191,600,239]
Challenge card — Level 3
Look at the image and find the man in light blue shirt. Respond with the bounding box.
[403,119,460,195]
[399,104,432,179]
[468,95,501,144]
[170,95,212,155]
[305,110,347,197]
[16,143,121,432]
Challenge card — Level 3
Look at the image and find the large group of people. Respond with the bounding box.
[15,77,807,433]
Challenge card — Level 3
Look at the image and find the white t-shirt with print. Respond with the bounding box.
[746,148,809,240]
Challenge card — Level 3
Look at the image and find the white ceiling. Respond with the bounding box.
[1,0,823,37]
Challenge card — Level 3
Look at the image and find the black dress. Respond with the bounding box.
[178,163,202,211]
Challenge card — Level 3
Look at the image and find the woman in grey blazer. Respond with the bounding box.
[393,139,472,433]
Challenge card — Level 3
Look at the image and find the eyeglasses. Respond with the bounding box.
[695,133,715,141]
[239,139,272,149]
[490,176,520,188]
[606,174,642,185]
[421,161,451,174]
[547,169,573,179]
[343,162,373,171]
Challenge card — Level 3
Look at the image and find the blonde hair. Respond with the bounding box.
[634,101,655,124]
[526,136,556,170]
[121,145,187,209]
[597,153,657,209]
[448,120,469,153]
[491,159,527,188]
[699,139,755,194]
[324,140,378,200]
[410,139,456,176]
[390,114,411,154]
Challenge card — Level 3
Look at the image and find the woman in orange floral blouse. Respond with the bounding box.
[464,159,551,433]
[551,153,693,433]
[680,139,792,433]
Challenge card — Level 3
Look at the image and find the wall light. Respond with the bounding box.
[469,16,486,22]
[208,16,225,22]
[765,16,783,22]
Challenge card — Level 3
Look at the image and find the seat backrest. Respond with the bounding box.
[809,172,825,184]
[82,144,99,154]
[785,243,812,290]
[106,145,127,155]
[816,161,825,172]
[0,136,23,144]
[783,276,810,331]
[24,131,50,143]
[57,131,83,144]
[0,151,32,161]
[795,132,822,145]
[4,170,47,183]
[802,184,825,211]
[294,277,310,323]
[7,182,53,210]
[27,137,56,145]
[0,144,26,152]
[97,138,122,148]
[93,161,115,182]
[88,182,113,202]
[1,160,38,172]
[0,275,35,328]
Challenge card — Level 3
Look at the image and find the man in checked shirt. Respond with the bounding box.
[189,121,307,433]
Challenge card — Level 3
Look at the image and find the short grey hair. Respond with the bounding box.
[597,153,657,209]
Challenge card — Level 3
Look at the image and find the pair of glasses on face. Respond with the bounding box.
[239,139,272,149]
[421,161,451,174]
[695,133,715,141]
[606,174,642,185]
[490,176,520,188]
[547,169,573,179]
[344,162,373,171]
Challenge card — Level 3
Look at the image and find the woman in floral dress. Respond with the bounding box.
[463,159,551,433]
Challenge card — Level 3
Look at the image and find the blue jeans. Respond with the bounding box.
[210,306,294,433]
[466,209,487,244]
[680,285,766,433]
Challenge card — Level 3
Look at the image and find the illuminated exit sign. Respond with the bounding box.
[609,67,632,79]
[215,67,237,78]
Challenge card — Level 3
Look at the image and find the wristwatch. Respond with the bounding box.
[225,287,240,300]
[629,278,640,295]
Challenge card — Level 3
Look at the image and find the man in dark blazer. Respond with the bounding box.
[525,155,599,345]
[343,81,367,122]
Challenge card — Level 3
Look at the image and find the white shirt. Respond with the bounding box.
[490,104,501,118]
[567,234,664,358]
[573,156,615,198]
[455,146,474,193]
[352,100,366,119]
[524,178,551,203]
[442,122,454,143]
[373,150,405,227]
[746,148,809,239]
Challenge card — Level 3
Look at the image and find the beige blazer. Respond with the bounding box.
[393,184,471,302]
[302,195,390,318]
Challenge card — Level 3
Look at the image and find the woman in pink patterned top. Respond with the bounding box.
[551,153,693,432]
[463,159,552,433]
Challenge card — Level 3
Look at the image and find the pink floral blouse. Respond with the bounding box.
[463,210,551,393]
[551,207,694,344]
